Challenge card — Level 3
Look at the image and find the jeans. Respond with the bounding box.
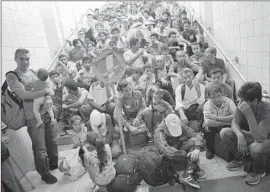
[204,126,225,152]
[220,128,270,173]
[26,112,58,177]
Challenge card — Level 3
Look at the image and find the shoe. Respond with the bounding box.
[226,160,244,171]
[41,173,58,184]
[181,172,200,189]
[194,168,207,179]
[245,172,265,185]
[49,164,58,170]
[205,150,214,159]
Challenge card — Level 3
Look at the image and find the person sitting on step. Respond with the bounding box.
[220,82,270,186]
[154,114,206,189]
[203,81,236,159]
[175,68,205,126]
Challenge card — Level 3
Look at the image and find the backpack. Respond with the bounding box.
[1,71,26,130]
[138,147,181,187]
[107,154,141,192]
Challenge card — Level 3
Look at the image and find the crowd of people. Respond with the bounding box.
[2,1,270,192]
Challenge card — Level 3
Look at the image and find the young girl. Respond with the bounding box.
[67,115,88,148]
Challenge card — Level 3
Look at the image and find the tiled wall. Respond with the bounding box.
[2,1,52,179]
[211,1,270,92]
[186,1,270,92]
[2,2,52,78]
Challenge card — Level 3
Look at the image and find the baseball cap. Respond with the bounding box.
[90,110,104,128]
[165,114,182,137]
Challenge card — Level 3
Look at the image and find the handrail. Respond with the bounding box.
[47,8,92,71]
[183,2,247,83]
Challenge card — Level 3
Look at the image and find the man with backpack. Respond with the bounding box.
[3,49,58,184]
[154,114,206,189]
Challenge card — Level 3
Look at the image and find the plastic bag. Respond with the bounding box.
[58,147,86,181]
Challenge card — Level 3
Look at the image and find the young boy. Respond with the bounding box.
[26,68,56,128]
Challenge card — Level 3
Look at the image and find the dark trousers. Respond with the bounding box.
[204,126,223,152]
[26,113,58,177]
[220,128,270,173]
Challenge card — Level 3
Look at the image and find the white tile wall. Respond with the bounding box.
[208,1,270,92]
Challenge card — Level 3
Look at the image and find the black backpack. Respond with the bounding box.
[138,147,183,187]
[107,154,141,192]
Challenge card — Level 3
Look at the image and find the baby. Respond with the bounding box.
[67,115,88,148]
[26,68,56,128]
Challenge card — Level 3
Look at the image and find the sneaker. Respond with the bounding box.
[181,172,200,189]
[205,150,214,159]
[226,160,244,171]
[245,172,265,186]
[194,168,207,179]
[41,173,58,184]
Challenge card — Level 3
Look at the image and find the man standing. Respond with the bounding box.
[6,49,58,184]
[220,82,270,185]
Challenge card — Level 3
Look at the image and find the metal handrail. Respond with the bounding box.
[47,8,92,71]
[183,3,247,83]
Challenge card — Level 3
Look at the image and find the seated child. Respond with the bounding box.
[26,68,56,128]
[67,115,88,148]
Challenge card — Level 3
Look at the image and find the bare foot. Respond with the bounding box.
[51,119,57,125]
[36,121,43,128]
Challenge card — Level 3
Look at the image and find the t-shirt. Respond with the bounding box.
[123,49,145,68]
[116,90,144,120]
[87,82,112,106]
[6,69,46,120]
[63,88,88,105]
[201,58,227,78]
[234,101,270,135]
[78,68,95,85]
[180,29,197,43]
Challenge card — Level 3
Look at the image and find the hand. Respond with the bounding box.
[138,49,144,56]
[237,135,249,155]
[45,88,54,96]
[238,101,252,116]
[181,119,189,126]
[188,149,200,162]
[128,125,138,133]
[68,108,79,112]
[205,114,218,120]
[62,104,68,109]
[133,118,140,127]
